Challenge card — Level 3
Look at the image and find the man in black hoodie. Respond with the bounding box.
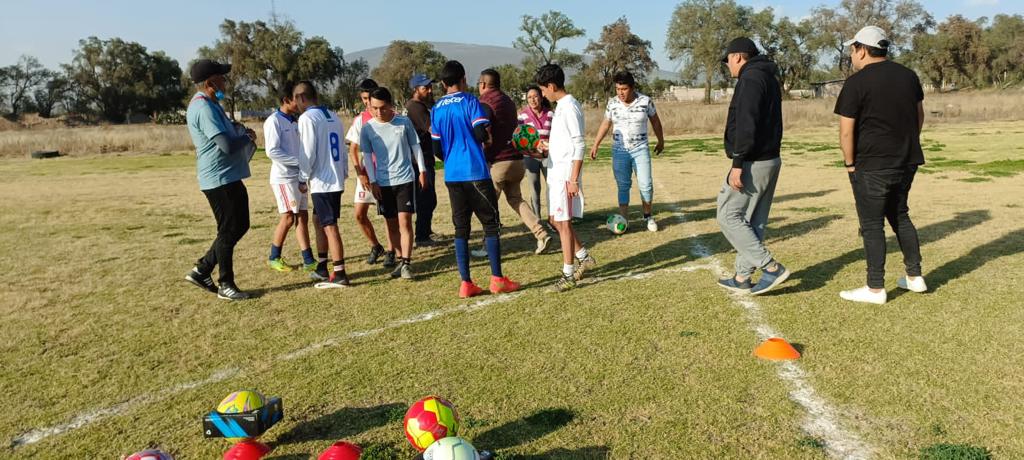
[716,37,789,295]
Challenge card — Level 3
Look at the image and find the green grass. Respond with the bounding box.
[2,123,1023,458]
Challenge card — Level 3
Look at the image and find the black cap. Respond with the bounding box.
[190,59,232,83]
[721,37,760,63]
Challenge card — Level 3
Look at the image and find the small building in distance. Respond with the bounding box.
[662,85,733,102]
[811,79,846,98]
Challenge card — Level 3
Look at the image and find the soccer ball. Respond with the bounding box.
[318,441,362,460]
[423,436,480,460]
[217,390,265,414]
[125,450,174,460]
[607,214,628,234]
[511,124,541,152]
[404,396,461,452]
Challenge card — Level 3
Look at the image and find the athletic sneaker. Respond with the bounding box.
[646,217,659,232]
[310,263,329,282]
[400,262,414,280]
[554,274,577,292]
[718,277,754,293]
[459,281,485,299]
[316,271,350,288]
[535,235,552,255]
[574,255,597,281]
[382,251,397,268]
[839,286,887,305]
[185,268,217,293]
[302,261,318,273]
[268,258,293,272]
[750,262,790,295]
[489,276,520,294]
[897,276,928,293]
[217,283,251,301]
[414,235,442,248]
[367,245,386,265]
[471,247,488,258]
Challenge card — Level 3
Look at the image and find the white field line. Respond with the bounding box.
[663,195,873,459]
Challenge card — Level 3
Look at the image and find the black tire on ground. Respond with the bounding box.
[30,150,60,159]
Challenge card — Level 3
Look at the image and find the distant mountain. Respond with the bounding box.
[344,41,678,85]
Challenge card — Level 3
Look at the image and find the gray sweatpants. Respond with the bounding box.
[716,157,782,278]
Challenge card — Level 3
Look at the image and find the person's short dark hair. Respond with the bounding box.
[853,41,889,58]
[278,81,296,103]
[369,87,394,106]
[535,64,565,89]
[440,61,466,87]
[612,71,636,88]
[480,68,502,89]
[526,85,552,111]
[358,78,379,93]
[295,80,318,101]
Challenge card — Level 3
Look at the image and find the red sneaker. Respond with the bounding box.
[459,281,485,299]
[489,276,520,294]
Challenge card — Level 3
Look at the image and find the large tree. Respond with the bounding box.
[64,37,186,122]
[32,74,70,118]
[199,18,349,113]
[809,0,933,75]
[666,0,753,104]
[1,55,52,116]
[574,17,656,104]
[751,10,818,91]
[513,10,586,70]
[984,14,1024,87]
[371,41,447,100]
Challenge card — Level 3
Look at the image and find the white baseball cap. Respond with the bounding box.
[843,26,889,48]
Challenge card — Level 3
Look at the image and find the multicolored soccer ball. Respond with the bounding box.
[125,450,175,460]
[607,214,628,234]
[512,124,541,152]
[404,396,461,452]
[217,390,265,414]
[423,436,480,460]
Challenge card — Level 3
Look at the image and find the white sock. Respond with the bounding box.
[563,264,575,277]
[575,247,589,260]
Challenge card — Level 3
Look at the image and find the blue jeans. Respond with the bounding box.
[612,145,653,206]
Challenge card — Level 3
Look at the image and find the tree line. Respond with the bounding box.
[2,0,1023,121]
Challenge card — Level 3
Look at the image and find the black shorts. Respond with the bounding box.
[378,182,416,219]
[311,191,343,226]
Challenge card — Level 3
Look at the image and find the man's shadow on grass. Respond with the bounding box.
[889,226,1024,300]
[460,408,606,460]
[767,210,992,296]
[270,402,405,446]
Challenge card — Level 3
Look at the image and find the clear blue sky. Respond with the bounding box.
[1,0,1021,73]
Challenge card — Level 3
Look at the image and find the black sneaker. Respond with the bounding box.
[310,262,329,281]
[367,245,386,264]
[382,250,397,268]
[185,268,217,293]
[217,283,252,301]
[414,235,442,247]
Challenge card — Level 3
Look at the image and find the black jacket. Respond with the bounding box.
[724,55,783,167]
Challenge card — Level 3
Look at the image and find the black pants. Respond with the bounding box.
[446,180,500,240]
[414,165,437,240]
[849,166,922,289]
[196,180,250,284]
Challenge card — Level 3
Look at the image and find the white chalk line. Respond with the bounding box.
[663,195,873,459]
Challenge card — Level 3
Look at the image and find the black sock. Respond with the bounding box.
[643,213,651,219]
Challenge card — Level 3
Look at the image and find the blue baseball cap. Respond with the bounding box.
[409,74,435,89]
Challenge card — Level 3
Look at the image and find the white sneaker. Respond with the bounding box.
[839,286,887,305]
[471,248,487,258]
[897,276,928,293]
[535,235,552,255]
[646,217,659,232]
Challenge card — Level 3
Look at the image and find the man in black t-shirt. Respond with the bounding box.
[834,26,927,305]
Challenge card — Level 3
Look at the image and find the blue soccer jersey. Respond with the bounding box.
[430,92,490,182]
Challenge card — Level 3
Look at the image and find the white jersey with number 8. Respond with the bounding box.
[298,106,347,194]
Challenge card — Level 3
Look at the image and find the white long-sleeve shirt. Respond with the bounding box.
[359,116,425,187]
[264,110,305,184]
[546,94,586,184]
[297,106,347,194]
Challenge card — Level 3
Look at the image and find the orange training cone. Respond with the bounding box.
[754,337,800,360]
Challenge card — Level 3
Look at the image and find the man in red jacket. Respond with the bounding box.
[477,68,552,255]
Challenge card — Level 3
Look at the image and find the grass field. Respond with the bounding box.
[2,120,1023,459]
